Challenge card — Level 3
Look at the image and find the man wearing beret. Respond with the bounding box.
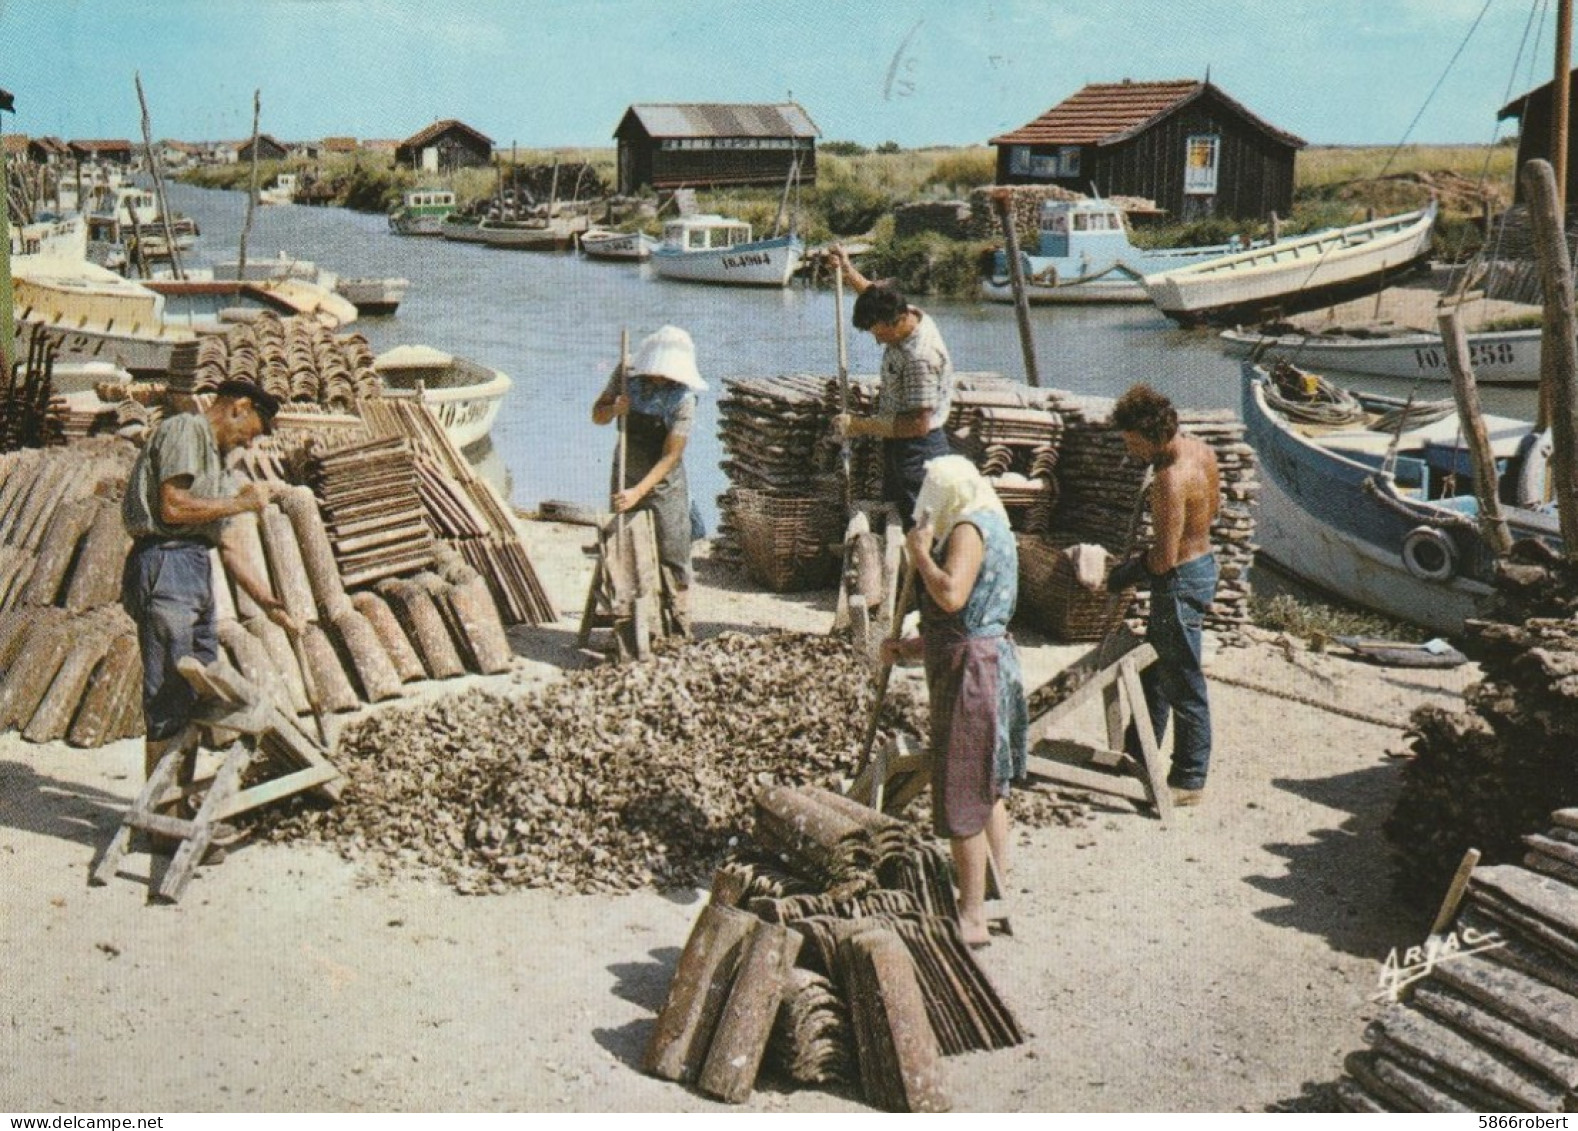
[121,380,300,800]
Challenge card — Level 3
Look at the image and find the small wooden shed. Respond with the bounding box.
[1498,74,1578,206]
[613,103,819,195]
[395,120,493,173]
[68,139,136,166]
[990,79,1303,222]
[235,134,290,163]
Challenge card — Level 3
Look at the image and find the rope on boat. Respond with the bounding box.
[1263,359,1366,426]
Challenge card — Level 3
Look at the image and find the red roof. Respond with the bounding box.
[990,79,1303,148]
[69,138,135,152]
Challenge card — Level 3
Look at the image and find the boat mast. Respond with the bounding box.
[1556,0,1573,215]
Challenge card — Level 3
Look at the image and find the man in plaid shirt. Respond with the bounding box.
[829,246,955,530]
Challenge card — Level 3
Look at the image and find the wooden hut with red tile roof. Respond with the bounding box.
[990,78,1303,221]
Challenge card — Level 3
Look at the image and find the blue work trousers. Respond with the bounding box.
[1126,553,1218,791]
[121,541,218,742]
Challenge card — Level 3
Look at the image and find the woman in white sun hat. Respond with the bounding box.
[592,324,704,635]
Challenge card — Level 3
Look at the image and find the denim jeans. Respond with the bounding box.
[121,542,218,742]
[1126,553,1218,791]
[884,429,951,530]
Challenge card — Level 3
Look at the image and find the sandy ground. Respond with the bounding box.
[0,519,1483,1113]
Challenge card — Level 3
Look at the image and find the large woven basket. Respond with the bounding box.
[733,488,843,593]
[1015,535,1132,642]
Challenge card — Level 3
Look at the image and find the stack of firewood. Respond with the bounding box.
[1386,544,1578,903]
[1333,811,1578,1112]
[643,784,1022,1112]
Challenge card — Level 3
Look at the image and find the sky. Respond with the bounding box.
[0,0,1568,150]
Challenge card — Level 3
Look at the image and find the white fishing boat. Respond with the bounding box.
[580,228,658,261]
[651,214,803,287]
[212,252,409,316]
[1220,324,1540,385]
[981,198,1251,304]
[13,254,201,376]
[464,212,589,252]
[1143,202,1439,326]
[1242,360,1558,633]
[258,172,299,206]
[372,344,512,451]
[147,275,359,330]
[388,188,458,236]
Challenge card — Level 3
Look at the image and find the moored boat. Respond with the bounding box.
[212,252,409,317]
[580,228,658,261]
[1220,323,1540,385]
[13,254,200,376]
[388,188,458,236]
[464,212,589,252]
[1144,202,1439,326]
[651,214,803,287]
[981,198,1250,304]
[372,344,511,451]
[1242,359,1558,633]
[258,172,299,206]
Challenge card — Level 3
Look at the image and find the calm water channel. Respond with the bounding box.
[159,182,1541,540]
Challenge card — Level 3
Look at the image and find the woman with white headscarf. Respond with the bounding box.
[882,454,1028,947]
[592,325,705,635]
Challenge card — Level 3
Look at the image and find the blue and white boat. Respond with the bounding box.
[981,198,1249,304]
[651,214,803,287]
[1242,360,1558,634]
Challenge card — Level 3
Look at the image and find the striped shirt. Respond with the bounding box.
[877,309,953,428]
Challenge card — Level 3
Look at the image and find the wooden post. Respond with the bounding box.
[990,187,1041,388]
[134,72,183,280]
[834,268,852,512]
[237,91,261,279]
[1556,0,1573,216]
[0,100,13,377]
[615,328,629,530]
[1269,210,1282,244]
[1438,309,1514,556]
[1521,158,1578,555]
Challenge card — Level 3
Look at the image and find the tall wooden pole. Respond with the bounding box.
[1556,0,1573,215]
[1438,309,1513,556]
[834,268,852,513]
[237,91,261,279]
[0,102,14,378]
[134,73,183,279]
[991,188,1041,388]
[1521,158,1578,556]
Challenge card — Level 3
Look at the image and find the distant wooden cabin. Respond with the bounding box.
[613,103,819,195]
[233,134,290,164]
[1498,74,1578,206]
[322,136,358,155]
[68,139,136,166]
[29,136,69,165]
[395,120,493,173]
[990,79,1303,222]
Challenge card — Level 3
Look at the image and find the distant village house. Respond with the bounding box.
[231,134,290,164]
[990,79,1303,222]
[28,136,69,165]
[68,139,135,166]
[321,136,358,155]
[613,103,819,195]
[395,120,492,173]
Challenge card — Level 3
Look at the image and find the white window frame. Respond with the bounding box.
[1185,135,1220,195]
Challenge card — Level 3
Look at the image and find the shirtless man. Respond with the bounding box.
[1106,384,1221,806]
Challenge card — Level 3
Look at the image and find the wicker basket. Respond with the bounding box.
[1015,535,1133,642]
[733,488,843,593]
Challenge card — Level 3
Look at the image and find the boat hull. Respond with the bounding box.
[1220,327,1540,385]
[422,377,509,451]
[390,214,450,237]
[335,277,409,316]
[581,231,656,261]
[652,235,803,287]
[1240,362,1540,633]
[1146,205,1438,326]
[979,276,1147,303]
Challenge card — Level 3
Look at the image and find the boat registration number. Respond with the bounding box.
[723,253,771,269]
[1412,340,1516,370]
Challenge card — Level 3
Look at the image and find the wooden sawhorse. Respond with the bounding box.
[1024,629,1173,825]
[577,509,672,662]
[91,656,342,903]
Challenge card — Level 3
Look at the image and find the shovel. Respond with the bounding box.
[284,620,333,752]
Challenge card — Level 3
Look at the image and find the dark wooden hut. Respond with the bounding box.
[613,103,818,195]
[1497,74,1578,205]
[394,120,493,172]
[989,79,1303,222]
[235,134,289,163]
[67,139,136,166]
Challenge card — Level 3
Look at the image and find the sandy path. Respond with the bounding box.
[0,522,1477,1112]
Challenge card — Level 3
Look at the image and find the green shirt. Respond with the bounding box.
[121,412,237,544]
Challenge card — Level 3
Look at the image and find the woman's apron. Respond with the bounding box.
[617,411,692,587]
[923,616,1008,839]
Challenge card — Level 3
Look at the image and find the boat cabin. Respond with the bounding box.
[662,215,754,251]
[401,188,455,213]
[1032,200,1135,258]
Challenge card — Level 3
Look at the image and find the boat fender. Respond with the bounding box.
[1401,526,1456,582]
[1509,429,1554,508]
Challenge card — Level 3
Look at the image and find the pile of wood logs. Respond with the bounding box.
[1386,546,1578,902]
[642,784,1022,1111]
[1334,811,1578,1112]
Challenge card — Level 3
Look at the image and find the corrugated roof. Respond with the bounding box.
[990,79,1303,148]
[622,103,820,139]
[398,119,494,150]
